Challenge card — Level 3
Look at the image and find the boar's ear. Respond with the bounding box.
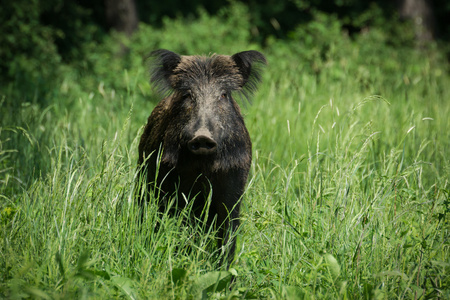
[231,50,267,99]
[149,49,181,95]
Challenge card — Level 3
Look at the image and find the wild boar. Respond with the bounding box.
[137,49,266,265]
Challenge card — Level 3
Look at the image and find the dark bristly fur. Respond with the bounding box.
[137,49,266,267]
[149,49,266,101]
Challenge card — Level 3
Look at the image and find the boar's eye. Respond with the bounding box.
[220,93,227,100]
[182,91,191,100]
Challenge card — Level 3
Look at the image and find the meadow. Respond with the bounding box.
[1,5,449,299]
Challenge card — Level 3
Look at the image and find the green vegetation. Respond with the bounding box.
[1,3,449,299]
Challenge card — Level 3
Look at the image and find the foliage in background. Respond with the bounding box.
[2,0,450,103]
[0,0,105,106]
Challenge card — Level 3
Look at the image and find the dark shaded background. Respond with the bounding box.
[1,0,448,99]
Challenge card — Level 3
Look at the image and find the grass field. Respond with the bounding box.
[1,7,449,299]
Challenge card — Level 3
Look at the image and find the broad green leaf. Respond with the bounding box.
[375,270,409,281]
[171,268,187,285]
[190,271,232,299]
[282,285,305,300]
[111,276,137,300]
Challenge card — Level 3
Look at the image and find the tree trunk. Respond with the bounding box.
[398,0,436,42]
[105,0,139,36]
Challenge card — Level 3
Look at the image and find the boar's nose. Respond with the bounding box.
[188,135,218,155]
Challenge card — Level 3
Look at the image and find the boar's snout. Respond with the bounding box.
[188,135,218,155]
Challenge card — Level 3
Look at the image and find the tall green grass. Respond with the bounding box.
[1,5,449,299]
